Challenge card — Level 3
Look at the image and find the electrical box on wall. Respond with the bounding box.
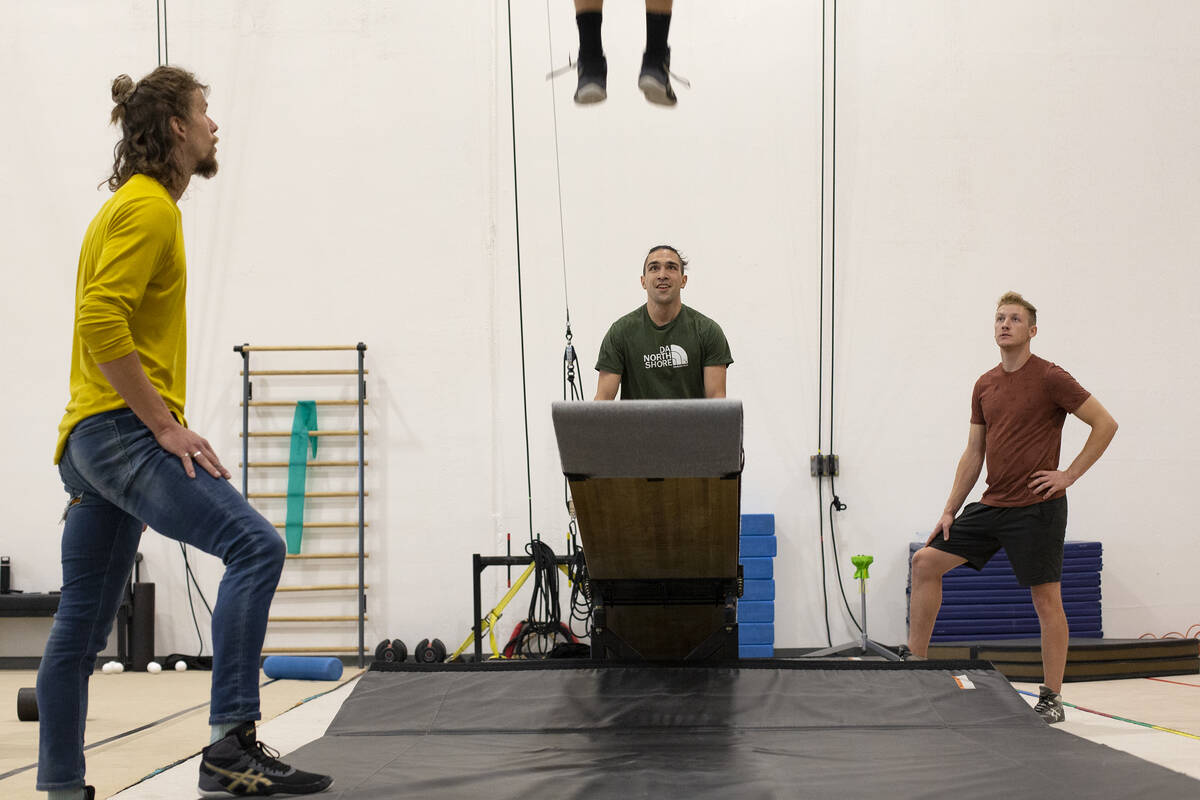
[809,454,839,477]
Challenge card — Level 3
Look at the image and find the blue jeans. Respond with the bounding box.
[37,408,285,791]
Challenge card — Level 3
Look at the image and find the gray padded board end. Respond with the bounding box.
[551,399,743,478]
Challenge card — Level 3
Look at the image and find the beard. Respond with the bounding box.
[195,149,219,179]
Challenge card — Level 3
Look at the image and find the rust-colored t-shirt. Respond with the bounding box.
[970,354,1091,507]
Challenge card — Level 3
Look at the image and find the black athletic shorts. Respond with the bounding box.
[928,496,1067,587]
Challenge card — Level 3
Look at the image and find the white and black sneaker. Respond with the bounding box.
[198,722,332,797]
[639,48,689,106]
[1034,684,1066,724]
[574,54,607,104]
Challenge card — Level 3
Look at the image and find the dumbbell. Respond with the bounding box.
[17,687,37,722]
[374,638,408,664]
[414,638,447,663]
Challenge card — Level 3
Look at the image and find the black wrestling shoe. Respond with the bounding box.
[639,48,678,106]
[1034,684,1066,724]
[574,54,607,104]
[896,644,927,661]
[198,722,332,797]
[84,788,95,800]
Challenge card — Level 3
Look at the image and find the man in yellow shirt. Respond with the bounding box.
[38,67,332,799]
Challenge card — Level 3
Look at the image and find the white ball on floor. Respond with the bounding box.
[100,662,115,674]
[147,661,162,673]
[175,660,188,672]
[111,661,124,673]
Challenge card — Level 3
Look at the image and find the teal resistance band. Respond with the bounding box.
[285,401,318,554]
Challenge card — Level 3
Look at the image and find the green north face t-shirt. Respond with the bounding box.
[595,304,733,399]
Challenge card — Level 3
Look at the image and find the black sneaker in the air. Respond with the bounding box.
[574,54,607,104]
[1034,684,1066,724]
[638,48,677,106]
[198,722,332,797]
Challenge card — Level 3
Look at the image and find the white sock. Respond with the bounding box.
[46,789,87,800]
[210,720,242,744]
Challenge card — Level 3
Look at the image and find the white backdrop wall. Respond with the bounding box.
[2,1,1197,660]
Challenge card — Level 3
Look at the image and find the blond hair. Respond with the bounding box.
[997,291,1037,326]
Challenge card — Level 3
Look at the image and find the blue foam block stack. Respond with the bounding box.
[739,514,776,658]
[907,540,1103,642]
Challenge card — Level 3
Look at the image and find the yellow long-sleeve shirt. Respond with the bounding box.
[55,175,188,463]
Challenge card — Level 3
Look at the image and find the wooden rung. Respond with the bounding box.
[242,369,369,376]
[268,615,364,623]
[242,400,368,407]
[285,553,367,560]
[237,345,365,352]
[247,491,364,496]
[241,430,367,438]
[241,461,367,468]
[261,646,362,654]
[270,521,368,529]
[275,584,367,592]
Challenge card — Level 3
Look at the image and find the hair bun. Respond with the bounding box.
[111,74,136,105]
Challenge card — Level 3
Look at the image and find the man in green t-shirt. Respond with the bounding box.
[595,245,733,399]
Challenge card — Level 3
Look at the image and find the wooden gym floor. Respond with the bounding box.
[0,668,362,800]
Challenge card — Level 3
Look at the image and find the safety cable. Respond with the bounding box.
[506,0,536,543]
[829,477,861,633]
[828,0,839,464]
[154,2,214,659]
[816,0,832,649]
[818,477,831,647]
[179,542,214,657]
[546,0,586,563]
[545,0,574,331]
[821,0,861,636]
[156,1,169,66]
[562,327,584,557]
[817,0,826,454]
[562,322,583,556]
[563,329,584,403]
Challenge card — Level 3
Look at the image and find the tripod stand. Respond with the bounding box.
[805,554,899,660]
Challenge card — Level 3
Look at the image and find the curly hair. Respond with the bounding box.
[106,66,208,193]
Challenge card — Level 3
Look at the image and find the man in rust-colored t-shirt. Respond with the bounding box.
[904,292,1118,724]
[971,355,1092,507]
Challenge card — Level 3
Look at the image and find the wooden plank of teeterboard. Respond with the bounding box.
[568,476,739,580]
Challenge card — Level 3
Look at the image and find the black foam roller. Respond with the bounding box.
[130,582,155,671]
[17,687,37,721]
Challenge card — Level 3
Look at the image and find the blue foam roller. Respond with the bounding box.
[262,656,343,681]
